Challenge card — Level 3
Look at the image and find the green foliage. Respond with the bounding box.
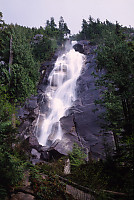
[40,157,66,176]
[32,36,54,61]
[0,126,25,199]
[69,143,86,167]
[0,84,13,121]
[0,151,24,185]
[29,165,70,200]
[0,11,133,199]
[43,16,70,46]
[0,14,71,105]
[67,161,108,190]
[0,12,71,199]
[0,186,7,200]
[37,158,133,200]
[0,26,10,63]
[66,159,133,199]
[90,28,134,200]
[9,63,37,102]
[0,13,71,106]
[58,16,70,37]
[74,16,134,44]
[0,25,40,104]
[95,32,134,158]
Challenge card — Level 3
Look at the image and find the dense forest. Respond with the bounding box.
[0,12,134,200]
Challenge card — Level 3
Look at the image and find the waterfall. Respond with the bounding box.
[37,41,85,146]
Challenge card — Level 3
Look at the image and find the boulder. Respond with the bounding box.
[47,129,80,160]
[48,138,72,158]
[31,148,41,159]
[73,43,84,53]
[23,135,40,152]
[25,96,38,111]
[10,192,35,200]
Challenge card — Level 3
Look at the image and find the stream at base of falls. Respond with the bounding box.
[36,41,85,146]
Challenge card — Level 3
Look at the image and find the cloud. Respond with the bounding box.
[1,0,134,34]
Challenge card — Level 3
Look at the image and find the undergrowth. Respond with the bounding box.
[29,164,74,200]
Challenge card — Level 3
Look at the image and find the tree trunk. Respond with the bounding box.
[113,131,120,154]
[122,98,132,135]
[12,113,16,129]
[9,35,13,74]
[9,36,16,128]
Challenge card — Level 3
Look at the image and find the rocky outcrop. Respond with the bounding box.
[73,40,92,55]
[53,43,110,160]
[73,43,84,53]
[17,59,57,163]
[18,41,114,162]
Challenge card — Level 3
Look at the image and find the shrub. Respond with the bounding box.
[29,166,70,200]
[69,143,86,168]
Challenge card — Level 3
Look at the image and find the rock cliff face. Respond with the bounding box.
[18,41,114,162]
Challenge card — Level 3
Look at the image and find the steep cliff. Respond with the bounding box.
[18,41,114,162]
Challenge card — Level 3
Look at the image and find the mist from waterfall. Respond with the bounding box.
[37,41,85,146]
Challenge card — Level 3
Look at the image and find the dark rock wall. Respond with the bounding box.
[59,43,110,159]
[18,41,114,161]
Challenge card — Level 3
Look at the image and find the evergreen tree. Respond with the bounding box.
[58,16,70,43]
[95,30,134,165]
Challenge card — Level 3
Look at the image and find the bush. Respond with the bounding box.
[0,123,25,199]
[29,166,71,200]
[69,143,86,168]
[0,149,25,199]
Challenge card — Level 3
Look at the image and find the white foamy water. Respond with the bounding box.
[38,42,85,146]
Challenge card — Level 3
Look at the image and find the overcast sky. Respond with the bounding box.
[1,0,134,34]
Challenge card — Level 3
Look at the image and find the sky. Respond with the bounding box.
[1,0,134,34]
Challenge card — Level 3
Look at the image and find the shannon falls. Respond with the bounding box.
[37,42,85,146]
[18,40,114,160]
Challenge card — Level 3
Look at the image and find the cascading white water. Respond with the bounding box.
[38,42,85,146]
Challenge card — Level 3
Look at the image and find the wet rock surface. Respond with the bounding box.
[54,44,107,159]
[18,41,114,161]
